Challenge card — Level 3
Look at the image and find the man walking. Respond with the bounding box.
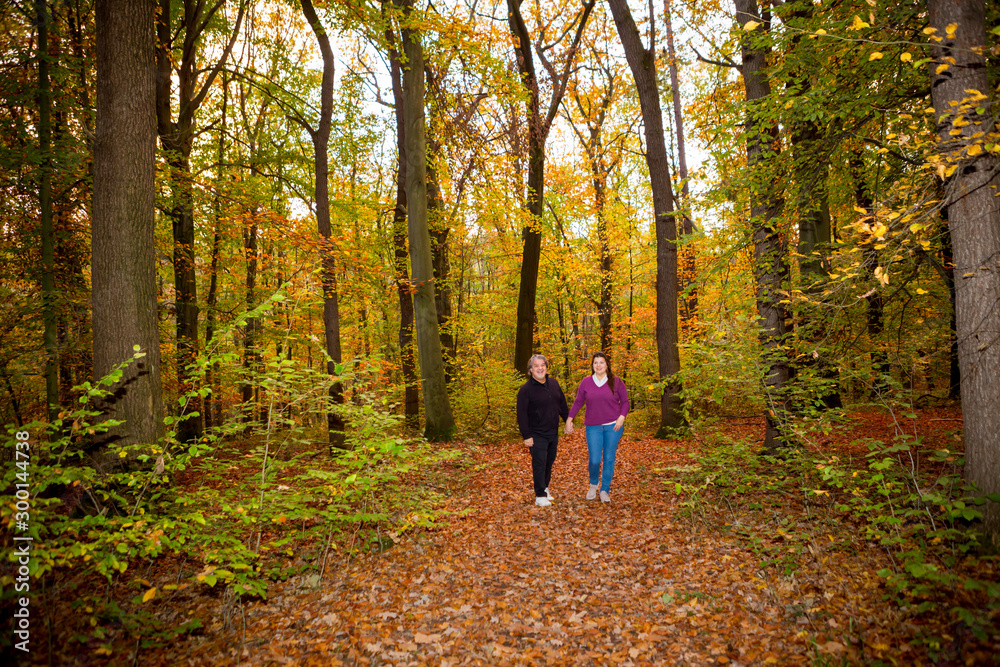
[516,354,569,507]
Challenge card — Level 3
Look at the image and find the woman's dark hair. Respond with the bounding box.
[591,351,617,396]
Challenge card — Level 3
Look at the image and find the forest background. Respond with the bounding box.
[1,0,999,661]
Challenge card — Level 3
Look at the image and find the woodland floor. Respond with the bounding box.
[30,407,1000,666]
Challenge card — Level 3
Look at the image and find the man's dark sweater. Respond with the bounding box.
[516,375,569,438]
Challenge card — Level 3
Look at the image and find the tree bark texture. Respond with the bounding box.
[928,0,1000,542]
[93,0,164,454]
[607,0,685,434]
[735,0,790,452]
[387,28,420,430]
[427,140,455,383]
[402,3,455,441]
[300,0,347,449]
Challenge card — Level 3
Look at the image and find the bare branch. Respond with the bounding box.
[692,44,739,69]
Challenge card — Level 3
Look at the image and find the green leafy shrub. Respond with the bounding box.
[663,419,999,645]
[1,289,459,655]
[451,354,524,437]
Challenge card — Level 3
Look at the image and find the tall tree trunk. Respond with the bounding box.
[300,0,346,449]
[508,0,596,375]
[240,214,260,418]
[427,144,455,384]
[928,0,1000,542]
[386,23,419,430]
[607,0,686,435]
[401,0,455,441]
[155,0,246,442]
[664,0,698,339]
[35,0,59,423]
[204,73,227,431]
[205,217,222,429]
[939,222,961,400]
[93,0,164,455]
[508,0,544,375]
[735,0,790,452]
[595,174,612,353]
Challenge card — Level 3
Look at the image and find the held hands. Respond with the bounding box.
[613,415,625,432]
[564,418,575,435]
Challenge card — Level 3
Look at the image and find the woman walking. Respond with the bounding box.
[516,354,569,507]
[565,352,629,502]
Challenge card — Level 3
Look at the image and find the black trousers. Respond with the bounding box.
[529,429,558,497]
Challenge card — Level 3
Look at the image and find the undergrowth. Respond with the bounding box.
[0,291,462,659]
[662,407,999,663]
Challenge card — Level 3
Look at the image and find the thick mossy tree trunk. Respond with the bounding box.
[927,0,1000,543]
[401,0,455,441]
[607,0,686,435]
[92,0,164,458]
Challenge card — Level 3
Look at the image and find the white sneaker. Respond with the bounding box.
[545,487,554,500]
[600,491,610,503]
[535,497,552,507]
[586,484,598,500]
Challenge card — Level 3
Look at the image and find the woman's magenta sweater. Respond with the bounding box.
[568,375,630,426]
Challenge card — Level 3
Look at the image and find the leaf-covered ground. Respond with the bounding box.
[116,407,997,666]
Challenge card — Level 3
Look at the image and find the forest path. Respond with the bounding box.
[183,428,853,666]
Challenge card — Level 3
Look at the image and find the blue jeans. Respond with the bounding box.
[585,424,623,492]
